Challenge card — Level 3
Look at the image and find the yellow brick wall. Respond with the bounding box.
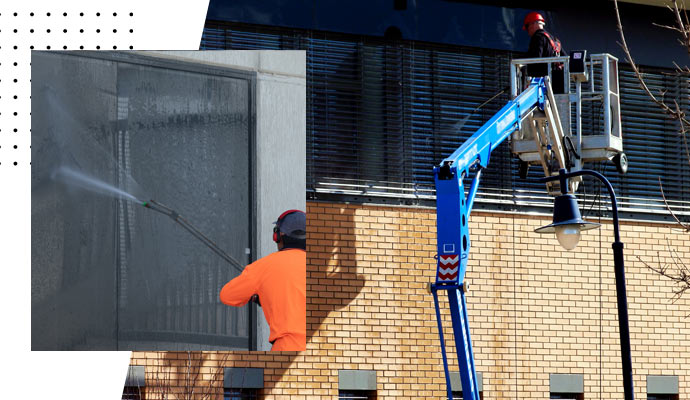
[131,201,690,399]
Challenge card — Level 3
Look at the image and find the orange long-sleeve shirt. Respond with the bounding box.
[219,248,306,348]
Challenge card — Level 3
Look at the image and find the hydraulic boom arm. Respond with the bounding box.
[431,77,554,400]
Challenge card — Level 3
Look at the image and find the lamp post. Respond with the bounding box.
[536,168,634,400]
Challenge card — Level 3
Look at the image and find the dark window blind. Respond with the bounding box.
[202,21,690,221]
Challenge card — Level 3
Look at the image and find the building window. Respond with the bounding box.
[122,366,145,400]
[121,386,143,400]
[449,371,483,399]
[452,391,484,400]
[647,395,677,400]
[224,367,263,400]
[549,374,583,400]
[647,375,679,400]
[224,388,259,400]
[339,390,376,400]
[338,370,377,400]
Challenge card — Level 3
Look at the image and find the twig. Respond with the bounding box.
[658,177,690,232]
[652,22,685,34]
[671,0,690,53]
[683,124,690,164]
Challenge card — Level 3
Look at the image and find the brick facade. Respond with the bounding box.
[130,200,690,399]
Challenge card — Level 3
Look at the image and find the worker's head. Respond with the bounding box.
[523,11,546,36]
[273,209,306,250]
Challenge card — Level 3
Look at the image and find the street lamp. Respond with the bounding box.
[535,168,635,400]
[534,193,600,250]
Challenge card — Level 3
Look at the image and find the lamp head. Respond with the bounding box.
[535,194,600,250]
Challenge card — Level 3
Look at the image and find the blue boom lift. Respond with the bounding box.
[430,77,551,400]
[430,53,627,399]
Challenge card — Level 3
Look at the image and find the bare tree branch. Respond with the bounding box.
[614,0,690,304]
[638,240,690,316]
[613,0,690,130]
[137,351,231,400]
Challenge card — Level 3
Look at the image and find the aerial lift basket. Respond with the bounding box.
[510,52,626,194]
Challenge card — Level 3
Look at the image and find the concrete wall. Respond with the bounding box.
[131,201,689,398]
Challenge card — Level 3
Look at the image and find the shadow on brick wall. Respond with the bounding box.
[306,204,366,340]
[259,203,366,390]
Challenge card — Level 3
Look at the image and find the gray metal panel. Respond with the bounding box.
[31,51,255,350]
[450,371,483,392]
[647,375,679,395]
[338,370,377,391]
[550,374,584,394]
[224,368,264,389]
[113,57,252,351]
[124,366,146,387]
[136,50,306,351]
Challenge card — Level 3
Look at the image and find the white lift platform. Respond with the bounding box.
[510,52,627,194]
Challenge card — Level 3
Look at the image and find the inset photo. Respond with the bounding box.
[31,50,306,351]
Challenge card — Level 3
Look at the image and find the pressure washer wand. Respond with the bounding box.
[142,199,244,273]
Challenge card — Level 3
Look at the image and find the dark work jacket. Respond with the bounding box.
[526,29,565,92]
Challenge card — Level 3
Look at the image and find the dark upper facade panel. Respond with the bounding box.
[205,0,685,68]
[201,1,690,222]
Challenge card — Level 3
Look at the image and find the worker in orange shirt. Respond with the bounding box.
[220,210,306,351]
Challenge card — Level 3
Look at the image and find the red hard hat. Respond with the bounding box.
[523,12,546,30]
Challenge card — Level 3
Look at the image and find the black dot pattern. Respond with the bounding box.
[0,9,137,167]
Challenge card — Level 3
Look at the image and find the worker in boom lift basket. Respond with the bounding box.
[220,210,306,351]
[523,11,566,94]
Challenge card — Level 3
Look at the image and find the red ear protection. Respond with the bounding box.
[273,209,302,243]
[273,225,280,243]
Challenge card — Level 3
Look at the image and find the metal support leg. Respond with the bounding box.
[432,284,481,400]
[448,287,481,400]
[432,286,454,400]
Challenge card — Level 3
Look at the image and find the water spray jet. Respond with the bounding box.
[52,166,243,273]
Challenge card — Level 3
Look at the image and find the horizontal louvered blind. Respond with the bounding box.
[202,21,690,220]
